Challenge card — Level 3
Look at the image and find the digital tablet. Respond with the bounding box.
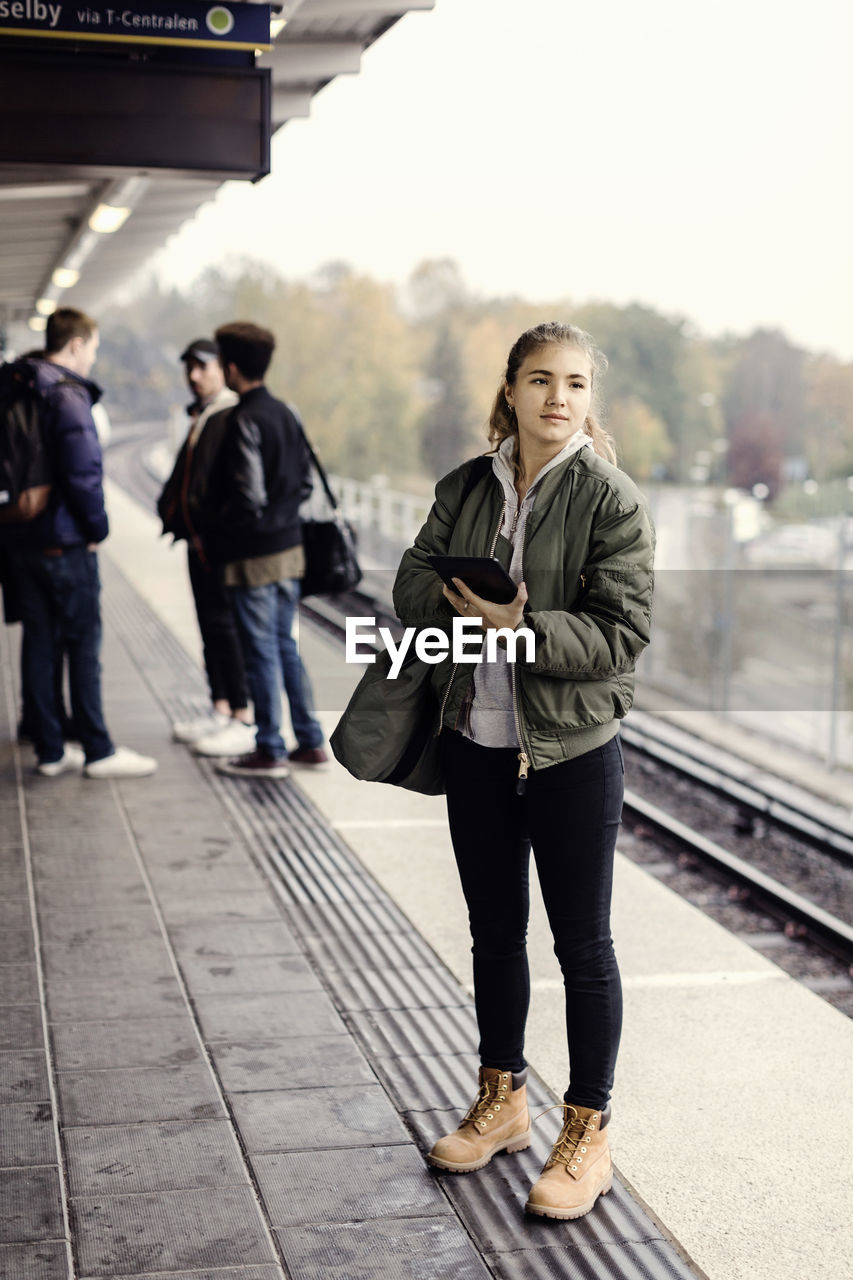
[428,555,517,605]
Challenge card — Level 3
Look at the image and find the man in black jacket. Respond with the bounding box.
[157,339,254,755]
[209,322,326,778]
[2,308,156,778]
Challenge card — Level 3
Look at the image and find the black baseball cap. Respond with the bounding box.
[180,338,218,364]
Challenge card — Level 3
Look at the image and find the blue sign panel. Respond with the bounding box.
[0,0,271,50]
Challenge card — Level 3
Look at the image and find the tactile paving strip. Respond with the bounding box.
[102,557,702,1280]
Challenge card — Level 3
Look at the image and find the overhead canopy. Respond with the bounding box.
[0,0,433,339]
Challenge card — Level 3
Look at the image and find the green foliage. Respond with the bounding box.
[574,302,709,478]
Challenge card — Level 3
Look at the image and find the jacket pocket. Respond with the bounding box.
[520,670,625,733]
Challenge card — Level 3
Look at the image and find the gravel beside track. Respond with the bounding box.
[621,744,853,1017]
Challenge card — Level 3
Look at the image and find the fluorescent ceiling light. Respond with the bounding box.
[0,182,90,203]
[270,15,286,36]
[52,266,80,288]
[29,315,48,332]
[88,203,131,233]
[35,298,57,316]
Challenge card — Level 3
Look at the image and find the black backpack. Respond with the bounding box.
[0,360,55,524]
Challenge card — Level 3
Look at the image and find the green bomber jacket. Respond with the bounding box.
[392,448,655,773]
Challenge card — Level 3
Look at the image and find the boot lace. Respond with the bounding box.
[463,1075,509,1131]
[536,1103,598,1170]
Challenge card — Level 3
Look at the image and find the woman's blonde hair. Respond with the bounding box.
[488,321,616,466]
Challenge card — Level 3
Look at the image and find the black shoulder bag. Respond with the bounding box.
[330,454,493,795]
[298,430,363,598]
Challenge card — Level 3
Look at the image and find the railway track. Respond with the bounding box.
[620,717,853,867]
[621,788,853,960]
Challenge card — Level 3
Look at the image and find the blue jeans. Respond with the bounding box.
[14,546,114,765]
[227,578,323,759]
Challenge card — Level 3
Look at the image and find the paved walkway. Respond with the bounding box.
[0,557,699,1280]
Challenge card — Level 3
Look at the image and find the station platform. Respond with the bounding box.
[2,482,852,1280]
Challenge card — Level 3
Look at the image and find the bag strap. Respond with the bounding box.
[295,415,339,512]
[458,454,493,513]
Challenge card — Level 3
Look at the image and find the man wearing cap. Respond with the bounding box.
[157,340,255,754]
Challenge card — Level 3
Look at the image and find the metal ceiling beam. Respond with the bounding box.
[271,88,315,120]
[299,0,432,13]
[261,39,362,78]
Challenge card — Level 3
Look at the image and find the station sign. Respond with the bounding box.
[0,0,271,50]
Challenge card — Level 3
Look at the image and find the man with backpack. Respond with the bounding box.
[0,307,157,778]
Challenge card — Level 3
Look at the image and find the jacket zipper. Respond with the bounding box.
[511,663,530,794]
[490,500,508,556]
[511,491,530,791]
[509,501,521,538]
[436,497,507,735]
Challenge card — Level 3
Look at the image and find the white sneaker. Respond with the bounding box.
[37,744,85,777]
[84,746,158,779]
[172,710,230,743]
[192,719,257,757]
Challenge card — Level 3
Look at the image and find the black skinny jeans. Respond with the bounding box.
[187,548,250,712]
[442,730,625,1110]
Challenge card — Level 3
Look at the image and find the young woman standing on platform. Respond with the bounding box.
[393,322,654,1219]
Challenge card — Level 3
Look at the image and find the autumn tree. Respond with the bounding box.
[721,329,807,487]
[404,258,469,322]
[574,302,708,480]
[727,409,784,498]
[259,264,421,480]
[608,397,673,481]
[803,355,853,480]
[460,304,552,432]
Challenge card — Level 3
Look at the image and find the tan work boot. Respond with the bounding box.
[427,1067,531,1173]
[525,1103,613,1219]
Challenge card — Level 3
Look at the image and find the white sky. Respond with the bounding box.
[154,0,853,360]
